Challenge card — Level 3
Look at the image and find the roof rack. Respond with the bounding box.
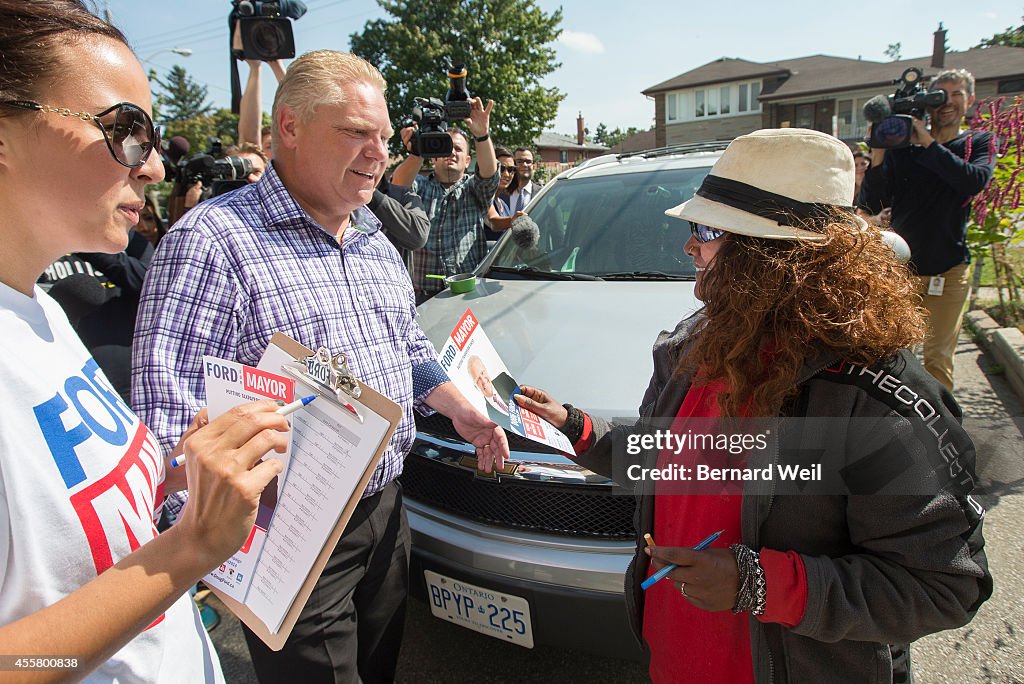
[617,140,732,160]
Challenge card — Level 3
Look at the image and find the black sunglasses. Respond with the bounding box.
[500,165,516,174]
[689,221,727,243]
[0,99,160,168]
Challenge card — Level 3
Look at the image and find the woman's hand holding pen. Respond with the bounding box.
[514,386,568,428]
[646,545,741,611]
[173,401,290,572]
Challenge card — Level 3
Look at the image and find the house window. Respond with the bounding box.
[720,86,731,114]
[739,84,748,112]
[795,103,814,128]
[751,82,761,110]
[559,150,568,163]
[695,90,705,117]
[707,88,718,116]
[667,93,678,122]
[837,99,853,138]
[998,78,1024,94]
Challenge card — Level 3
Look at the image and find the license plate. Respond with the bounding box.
[423,570,534,648]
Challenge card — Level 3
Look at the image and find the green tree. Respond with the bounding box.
[350,0,565,154]
[976,17,1024,48]
[604,126,648,149]
[151,65,214,127]
[884,42,902,61]
[593,122,609,146]
[166,108,242,155]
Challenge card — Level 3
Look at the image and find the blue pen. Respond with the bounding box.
[170,395,317,469]
[640,529,725,590]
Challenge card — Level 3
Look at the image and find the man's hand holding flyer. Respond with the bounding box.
[437,309,574,454]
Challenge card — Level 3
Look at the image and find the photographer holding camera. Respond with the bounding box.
[167,139,264,224]
[860,68,995,391]
[390,71,499,302]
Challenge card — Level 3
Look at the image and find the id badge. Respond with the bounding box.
[927,276,945,296]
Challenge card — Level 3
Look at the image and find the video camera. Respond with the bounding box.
[401,64,473,159]
[231,0,306,61]
[176,138,254,199]
[863,67,948,149]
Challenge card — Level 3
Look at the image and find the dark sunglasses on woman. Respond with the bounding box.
[0,100,160,168]
[689,221,727,243]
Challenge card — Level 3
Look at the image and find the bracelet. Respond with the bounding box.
[560,403,585,443]
[474,132,490,143]
[730,544,767,616]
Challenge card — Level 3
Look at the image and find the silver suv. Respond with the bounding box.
[402,143,725,658]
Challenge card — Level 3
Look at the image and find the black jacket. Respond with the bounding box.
[577,313,992,683]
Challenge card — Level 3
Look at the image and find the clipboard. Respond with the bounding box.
[209,332,403,651]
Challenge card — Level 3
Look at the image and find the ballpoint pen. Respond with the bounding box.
[170,395,317,468]
[640,529,725,590]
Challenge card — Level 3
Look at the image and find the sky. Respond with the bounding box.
[106,0,1021,136]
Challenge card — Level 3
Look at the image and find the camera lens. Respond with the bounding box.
[251,22,287,60]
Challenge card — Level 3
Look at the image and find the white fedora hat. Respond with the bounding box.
[665,128,865,241]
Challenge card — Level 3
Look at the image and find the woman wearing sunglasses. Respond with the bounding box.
[0,2,289,680]
[484,145,524,238]
[515,129,990,683]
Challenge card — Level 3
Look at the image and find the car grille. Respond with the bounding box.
[401,415,637,539]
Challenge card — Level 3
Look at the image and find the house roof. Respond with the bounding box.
[643,57,789,94]
[534,131,609,152]
[645,46,1024,102]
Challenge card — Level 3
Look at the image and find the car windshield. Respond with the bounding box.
[487,165,712,279]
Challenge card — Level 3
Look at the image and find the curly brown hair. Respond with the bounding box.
[679,214,927,417]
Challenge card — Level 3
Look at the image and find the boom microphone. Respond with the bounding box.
[164,136,191,163]
[510,213,540,250]
[47,273,108,326]
[861,95,893,124]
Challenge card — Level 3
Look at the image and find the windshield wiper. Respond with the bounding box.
[488,266,604,281]
[598,271,694,281]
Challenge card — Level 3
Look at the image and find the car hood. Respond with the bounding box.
[416,278,702,420]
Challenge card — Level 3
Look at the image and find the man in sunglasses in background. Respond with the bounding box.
[507,146,543,214]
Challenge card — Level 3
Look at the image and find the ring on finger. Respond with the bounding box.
[680,582,688,597]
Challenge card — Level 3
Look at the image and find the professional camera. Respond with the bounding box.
[402,64,474,159]
[176,138,254,198]
[231,0,306,61]
[863,67,948,149]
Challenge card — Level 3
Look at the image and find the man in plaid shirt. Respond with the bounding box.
[133,50,508,683]
[391,104,500,302]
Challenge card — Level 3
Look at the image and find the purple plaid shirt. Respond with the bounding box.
[133,163,448,498]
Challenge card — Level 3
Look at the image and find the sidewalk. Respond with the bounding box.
[912,332,1024,683]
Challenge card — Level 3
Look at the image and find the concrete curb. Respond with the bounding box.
[964,309,1024,404]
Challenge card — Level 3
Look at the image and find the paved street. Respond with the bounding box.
[208,333,1024,683]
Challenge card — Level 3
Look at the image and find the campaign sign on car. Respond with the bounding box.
[424,570,534,648]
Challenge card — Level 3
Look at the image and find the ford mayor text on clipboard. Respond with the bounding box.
[438,308,574,454]
[200,332,402,651]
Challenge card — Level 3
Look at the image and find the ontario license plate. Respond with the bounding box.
[423,570,534,648]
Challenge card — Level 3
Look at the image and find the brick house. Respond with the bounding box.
[531,114,609,175]
[643,27,1024,147]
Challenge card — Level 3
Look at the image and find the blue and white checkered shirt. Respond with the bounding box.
[133,163,448,500]
[405,169,499,296]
